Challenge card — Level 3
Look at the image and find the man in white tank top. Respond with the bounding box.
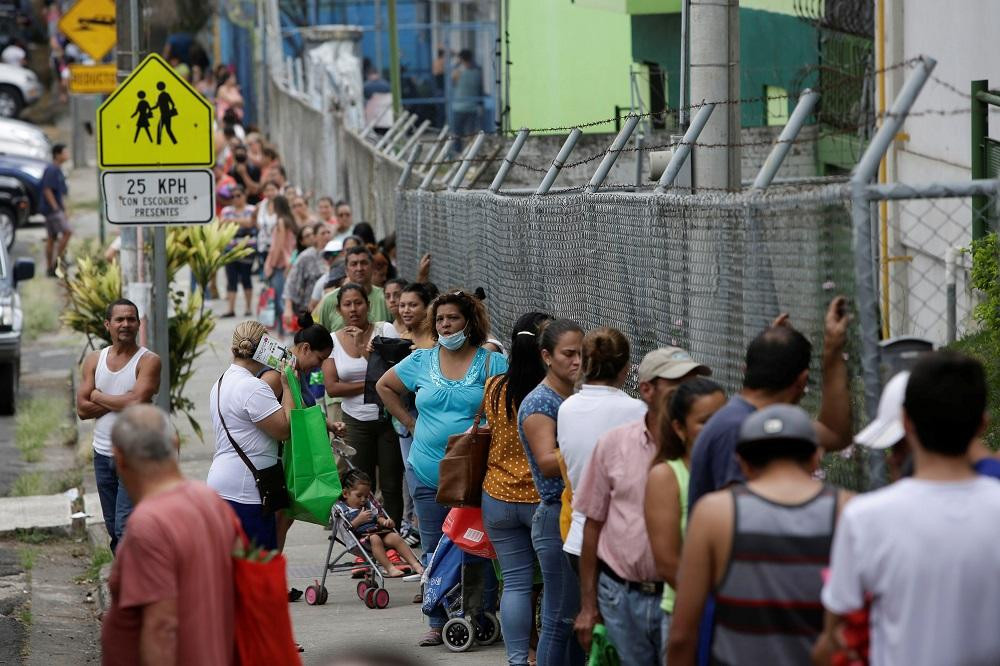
[76,299,162,552]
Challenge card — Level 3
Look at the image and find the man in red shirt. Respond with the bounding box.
[101,405,238,666]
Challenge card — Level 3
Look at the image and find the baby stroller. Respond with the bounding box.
[304,440,402,609]
[422,534,502,652]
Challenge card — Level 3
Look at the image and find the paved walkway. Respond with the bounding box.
[60,160,507,663]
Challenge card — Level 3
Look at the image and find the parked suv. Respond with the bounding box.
[0,63,42,118]
[0,241,34,414]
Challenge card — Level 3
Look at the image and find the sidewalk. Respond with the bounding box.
[59,166,507,663]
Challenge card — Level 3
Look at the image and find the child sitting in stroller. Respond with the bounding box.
[338,471,424,578]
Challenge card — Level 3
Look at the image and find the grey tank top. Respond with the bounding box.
[711,483,837,666]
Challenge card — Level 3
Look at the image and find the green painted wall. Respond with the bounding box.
[630,8,819,126]
[507,0,634,134]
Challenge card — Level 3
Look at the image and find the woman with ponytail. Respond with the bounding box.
[557,327,647,563]
[481,311,552,666]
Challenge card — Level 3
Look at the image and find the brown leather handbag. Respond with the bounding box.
[436,374,496,508]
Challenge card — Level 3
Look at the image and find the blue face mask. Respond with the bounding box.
[438,328,467,351]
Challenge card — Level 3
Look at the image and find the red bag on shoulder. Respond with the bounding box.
[232,526,301,666]
[443,507,497,559]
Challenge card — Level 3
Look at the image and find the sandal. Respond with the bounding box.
[417,628,443,647]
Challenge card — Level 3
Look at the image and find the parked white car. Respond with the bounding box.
[0,117,49,149]
[0,63,42,118]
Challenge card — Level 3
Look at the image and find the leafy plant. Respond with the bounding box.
[60,222,253,440]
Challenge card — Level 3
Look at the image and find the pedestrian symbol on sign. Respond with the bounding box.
[98,53,214,168]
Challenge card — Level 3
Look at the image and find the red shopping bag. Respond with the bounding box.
[232,533,301,666]
[443,507,497,559]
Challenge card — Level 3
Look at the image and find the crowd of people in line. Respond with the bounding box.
[76,57,1000,666]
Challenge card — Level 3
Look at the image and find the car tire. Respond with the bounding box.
[0,85,22,119]
[0,361,17,416]
[0,205,16,250]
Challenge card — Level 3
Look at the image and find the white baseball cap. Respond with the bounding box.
[854,371,910,450]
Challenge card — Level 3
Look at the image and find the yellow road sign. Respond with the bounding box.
[58,0,116,62]
[97,54,215,169]
[69,64,116,94]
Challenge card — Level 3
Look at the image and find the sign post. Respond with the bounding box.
[99,50,216,413]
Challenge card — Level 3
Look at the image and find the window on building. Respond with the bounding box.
[765,85,789,126]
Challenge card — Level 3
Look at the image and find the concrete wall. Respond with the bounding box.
[881,0,1000,343]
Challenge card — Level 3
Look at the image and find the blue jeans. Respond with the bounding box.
[532,501,585,666]
[412,479,450,629]
[226,500,277,550]
[482,492,538,666]
[269,267,286,334]
[93,452,133,553]
[597,571,663,666]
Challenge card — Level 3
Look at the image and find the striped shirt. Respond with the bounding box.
[711,484,837,666]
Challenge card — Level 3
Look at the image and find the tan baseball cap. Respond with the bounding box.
[637,346,711,382]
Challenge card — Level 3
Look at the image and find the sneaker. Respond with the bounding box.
[288,588,303,602]
[404,531,420,547]
[417,628,443,647]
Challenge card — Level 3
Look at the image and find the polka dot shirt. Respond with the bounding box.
[482,377,541,504]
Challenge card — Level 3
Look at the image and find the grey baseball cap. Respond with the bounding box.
[738,404,817,447]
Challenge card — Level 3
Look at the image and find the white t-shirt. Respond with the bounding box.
[206,364,283,504]
[257,202,278,251]
[557,384,647,555]
[330,322,398,422]
[822,476,1000,666]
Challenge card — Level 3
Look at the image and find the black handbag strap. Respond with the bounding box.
[216,375,261,478]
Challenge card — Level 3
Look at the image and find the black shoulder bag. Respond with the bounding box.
[216,376,289,514]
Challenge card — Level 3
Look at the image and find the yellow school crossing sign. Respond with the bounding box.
[58,0,116,62]
[98,54,214,169]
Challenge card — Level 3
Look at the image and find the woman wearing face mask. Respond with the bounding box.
[323,284,404,526]
[644,378,725,651]
[519,319,585,666]
[376,290,509,647]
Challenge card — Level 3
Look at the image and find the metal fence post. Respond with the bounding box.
[850,56,936,489]
[945,246,958,345]
[375,111,409,151]
[449,131,486,191]
[398,143,422,189]
[386,113,418,154]
[490,128,530,193]
[398,119,431,157]
[586,114,640,193]
[752,89,820,189]
[536,128,582,195]
[634,133,644,187]
[419,138,452,190]
[654,102,714,193]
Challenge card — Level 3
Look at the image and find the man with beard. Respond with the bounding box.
[77,299,162,553]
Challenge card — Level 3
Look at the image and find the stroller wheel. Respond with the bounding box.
[475,612,501,645]
[443,617,475,652]
[364,587,378,609]
[374,588,390,609]
[357,580,369,600]
[317,586,329,605]
[305,585,320,606]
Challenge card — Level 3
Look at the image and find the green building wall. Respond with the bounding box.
[506,0,634,134]
[630,7,819,127]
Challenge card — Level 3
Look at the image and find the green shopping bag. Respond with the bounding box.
[282,366,342,525]
[587,623,620,666]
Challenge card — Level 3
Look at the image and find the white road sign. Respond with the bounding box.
[101,169,215,225]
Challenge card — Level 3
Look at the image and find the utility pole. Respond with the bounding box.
[388,0,401,115]
[689,0,740,191]
[115,0,171,412]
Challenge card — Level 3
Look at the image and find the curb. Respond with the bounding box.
[87,523,112,614]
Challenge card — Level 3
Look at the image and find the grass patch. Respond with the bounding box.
[77,546,112,583]
[15,395,66,463]
[17,608,31,627]
[20,277,61,341]
[18,547,35,571]
[13,528,59,545]
[10,472,45,496]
